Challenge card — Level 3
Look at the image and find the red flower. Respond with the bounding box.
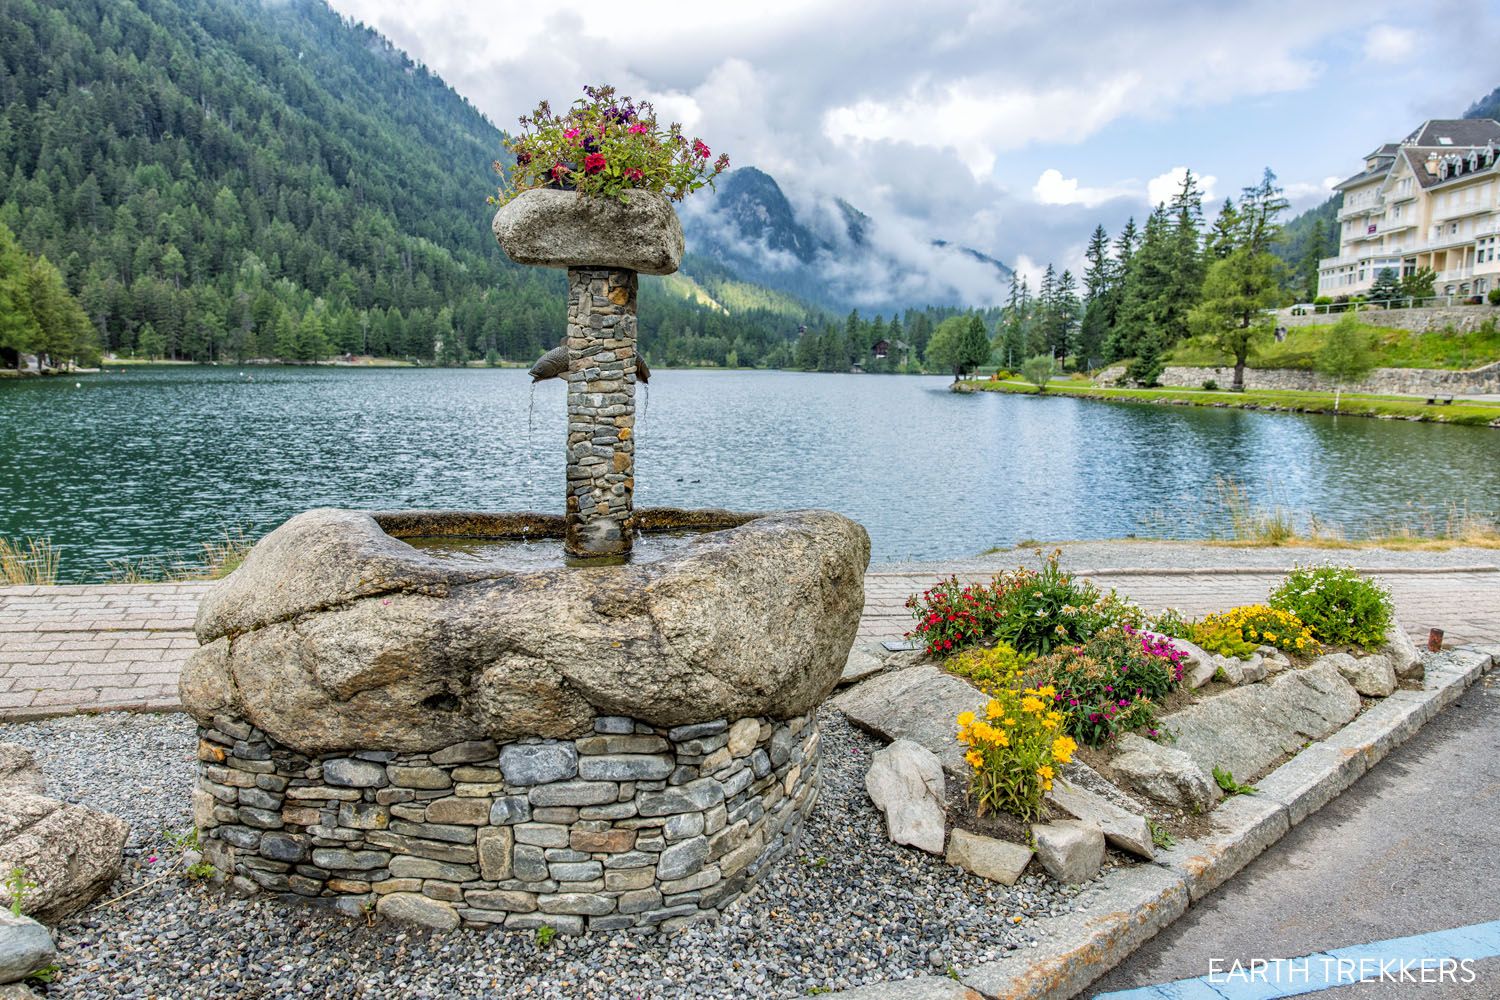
[693,139,711,159]
[623,167,644,183]
[550,162,569,180]
[583,152,607,175]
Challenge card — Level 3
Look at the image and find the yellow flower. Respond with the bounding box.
[965,749,983,769]
[1042,717,1059,730]
[1021,695,1045,715]
[986,699,1003,719]
[1002,717,1016,727]
[1038,685,1057,697]
[1051,735,1078,763]
[957,711,976,728]
[1037,765,1054,781]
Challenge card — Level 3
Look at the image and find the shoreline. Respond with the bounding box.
[956,378,1500,427]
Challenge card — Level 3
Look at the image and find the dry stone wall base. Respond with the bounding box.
[196,710,821,933]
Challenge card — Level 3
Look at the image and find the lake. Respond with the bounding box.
[2,366,1497,582]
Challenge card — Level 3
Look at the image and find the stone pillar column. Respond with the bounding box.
[564,266,637,560]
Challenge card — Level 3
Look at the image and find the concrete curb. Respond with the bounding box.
[797,644,1498,1000]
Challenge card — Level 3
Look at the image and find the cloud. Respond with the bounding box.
[1283,176,1340,206]
[1032,169,1134,208]
[1147,167,1217,208]
[324,0,1491,286]
[1364,24,1416,63]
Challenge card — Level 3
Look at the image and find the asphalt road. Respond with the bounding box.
[1090,671,1500,999]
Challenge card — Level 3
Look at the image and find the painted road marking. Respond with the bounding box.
[1093,918,1500,999]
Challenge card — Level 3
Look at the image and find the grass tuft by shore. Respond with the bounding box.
[0,537,59,585]
[106,530,255,584]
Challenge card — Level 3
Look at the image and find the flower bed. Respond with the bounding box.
[858,558,1430,890]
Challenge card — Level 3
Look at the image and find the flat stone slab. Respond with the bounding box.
[1047,781,1154,860]
[492,189,684,275]
[865,739,946,855]
[835,665,986,776]
[1033,820,1105,884]
[1161,660,1360,782]
[838,646,888,687]
[946,829,1032,886]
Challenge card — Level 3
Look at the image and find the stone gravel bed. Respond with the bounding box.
[5,709,1115,999]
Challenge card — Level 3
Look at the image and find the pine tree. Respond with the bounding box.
[1112,208,1177,382]
[1188,249,1279,391]
[1297,218,1327,302]
[1369,267,1401,306]
[1052,269,1080,359]
[1237,168,1290,256]
[1082,226,1110,303]
[1207,199,1241,260]
[0,222,40,368]
[1000,275,1031,368]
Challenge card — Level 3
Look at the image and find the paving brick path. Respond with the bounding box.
[3,567,1498,722]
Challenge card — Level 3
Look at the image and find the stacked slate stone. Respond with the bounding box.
[564,267,637,558]
[195,711,821,933]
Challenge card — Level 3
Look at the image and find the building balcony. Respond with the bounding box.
[1433,203,1496,221]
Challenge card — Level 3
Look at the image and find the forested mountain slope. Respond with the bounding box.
[0,0,813,365]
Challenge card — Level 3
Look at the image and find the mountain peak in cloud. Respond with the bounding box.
[681,166,1013,312]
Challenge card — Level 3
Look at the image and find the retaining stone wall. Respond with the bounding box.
[1278,305,1499,334]
[195,711,819,934]
[565,266,637,558]
[1096,361,1500,395]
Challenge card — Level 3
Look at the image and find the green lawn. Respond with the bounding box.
[960,378,1500,427]
[1166,317,1500,371]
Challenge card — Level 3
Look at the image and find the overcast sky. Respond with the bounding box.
[330,0,1499,287]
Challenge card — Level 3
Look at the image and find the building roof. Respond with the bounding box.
[1402,119,1500,147]
[1399,142,1500,190]
[1333,163,1392,191]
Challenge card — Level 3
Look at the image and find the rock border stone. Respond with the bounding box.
[805,643,1498,1000]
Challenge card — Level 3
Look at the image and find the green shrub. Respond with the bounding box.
[1268,565,1393,650]
[906,551,1140,657]
[1021,353,1055,392]
[1028,626,1186,746]
[990,551,1139,656]
[1144,608,1194,640]
[1201,379,1219,391]
[1188,618,1259,659]
[948,642,1032,694]
[1489,289,1500,307]
[904,576,1004,656]
[1198,605,1316,655]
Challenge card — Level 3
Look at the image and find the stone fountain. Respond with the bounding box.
[180,189,869,934]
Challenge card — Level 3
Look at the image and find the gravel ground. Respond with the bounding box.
[4,709,1124,999]
[879,539,1500,575]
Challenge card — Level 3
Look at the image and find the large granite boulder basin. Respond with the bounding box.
[181,506,868,933]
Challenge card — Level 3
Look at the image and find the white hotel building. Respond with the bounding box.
[1318,118,1500,299]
